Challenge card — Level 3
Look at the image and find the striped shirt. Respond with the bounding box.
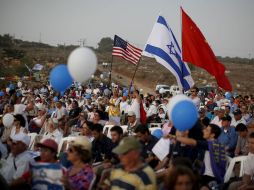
[109,164,156,190]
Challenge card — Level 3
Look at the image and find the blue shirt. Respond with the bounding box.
[218,126,238,155]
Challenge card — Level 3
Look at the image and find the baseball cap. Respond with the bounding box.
[127,111,136,117]
[69,136,91,152]
[11,133,30,147]
[233,109,242,115]
[213,107,220,111]
[112,137,142,155]
[36,138,58,152]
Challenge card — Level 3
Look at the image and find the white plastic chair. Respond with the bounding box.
[120,125,128,134]
[28,133,38,150]
[103,125,114,139]
[57,136,76,155]
[224,155,247,183]
[88,175,97,190]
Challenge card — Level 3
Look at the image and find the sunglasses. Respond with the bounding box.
[68,147,75,153]
[191,91,196,93]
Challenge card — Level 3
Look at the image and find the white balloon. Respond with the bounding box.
[3,113,14,127]
[17,81,22,88]
[100,74,104,79]
[91,74,94,79]
[6,87,10,93]
[167,94,190,120]
[159,88,165,94]
[67,47,97,82]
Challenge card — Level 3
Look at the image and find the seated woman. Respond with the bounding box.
[80,120,94,142]
[62,136,94,190]
[28,107,47,133]
[42,118,63,144]
[9,114,28,140]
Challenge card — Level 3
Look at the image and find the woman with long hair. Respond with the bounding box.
[164,166,197,190]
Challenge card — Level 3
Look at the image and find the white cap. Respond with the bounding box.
[11,133,30,147]
[69,136,92,152]
[127,111,136,116]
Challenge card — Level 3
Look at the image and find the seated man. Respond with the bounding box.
[126,111,140,136]
[134,124,159,168]
[235,123,249,156]
[218,115,238,157]
[0,133,32,185]
[106,137,157,189]
[91,124,113,163]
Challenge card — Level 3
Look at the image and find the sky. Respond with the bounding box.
[0,0,254,58]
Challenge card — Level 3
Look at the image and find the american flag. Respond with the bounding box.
[112,35,142,65]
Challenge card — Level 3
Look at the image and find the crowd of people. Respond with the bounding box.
[0,82,253,190]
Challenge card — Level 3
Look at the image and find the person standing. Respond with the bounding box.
[108,90,121,125]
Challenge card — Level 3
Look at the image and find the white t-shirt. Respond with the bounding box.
[0,151,33,183]
[192,96,201,109]
[43,129,63,144]
[203,151,215,177]
[231,117,246,127]
[120,101,129,115]
[210,116,222,128]
[129,98,140,119]
[146,104,157,117]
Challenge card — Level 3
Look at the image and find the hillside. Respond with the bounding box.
[0,35,253,95]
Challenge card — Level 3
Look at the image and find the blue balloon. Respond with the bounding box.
[50,64,73,92]
[225,92,232,100]
[53,96,59,102]
[60,91,65,96]
[123,92,128,97]
[171,100,198,131]
[9,84,15,90]
[152,129,163,139]
[0,91,4,97]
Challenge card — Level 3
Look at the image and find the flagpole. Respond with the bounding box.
[128,58,141,96]
[109,54,113,89]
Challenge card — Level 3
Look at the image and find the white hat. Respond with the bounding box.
[69,136,91,152]
[127,111,136,116]
[11,133,30,147]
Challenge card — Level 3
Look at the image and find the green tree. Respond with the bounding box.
[97,37,113,53]
[0,34,13,47]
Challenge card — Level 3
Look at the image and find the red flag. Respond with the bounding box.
[181,8,232,91]
[140,102,147,124]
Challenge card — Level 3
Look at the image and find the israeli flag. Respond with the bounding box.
[33,64,44,71]
[143,15,194,91]
[31,162,65,190]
